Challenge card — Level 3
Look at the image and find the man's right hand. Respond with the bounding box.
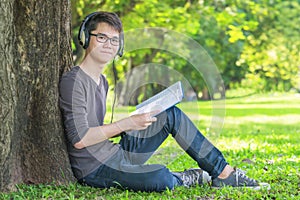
[116,110,159,131]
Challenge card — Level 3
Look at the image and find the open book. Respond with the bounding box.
[131,81,184,116]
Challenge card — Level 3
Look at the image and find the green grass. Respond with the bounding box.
[1,92,300,199]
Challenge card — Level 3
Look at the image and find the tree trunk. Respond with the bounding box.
[0,0,75,192]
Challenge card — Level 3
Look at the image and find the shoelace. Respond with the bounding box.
[182,170,200,186]
[234,168,257,186]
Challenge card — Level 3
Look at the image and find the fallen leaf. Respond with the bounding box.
[266,159,274,165]
[242,158,255,164]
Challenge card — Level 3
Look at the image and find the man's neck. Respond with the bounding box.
[79,58,105,85]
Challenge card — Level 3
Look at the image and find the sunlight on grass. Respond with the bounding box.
[225,103,300,108]
[225,114,300,125]
[215,137,259,151]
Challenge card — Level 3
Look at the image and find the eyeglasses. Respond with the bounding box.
[89,33,120,46]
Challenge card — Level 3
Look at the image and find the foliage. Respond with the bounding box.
[71,0,300,103]
[237,1,300,92]
[1,92,299,199]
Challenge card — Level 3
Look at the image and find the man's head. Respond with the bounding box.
[78,11,124,57]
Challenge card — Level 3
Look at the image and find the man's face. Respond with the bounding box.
[86,22,120,64]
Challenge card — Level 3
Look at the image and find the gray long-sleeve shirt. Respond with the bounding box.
[59,66,119,179]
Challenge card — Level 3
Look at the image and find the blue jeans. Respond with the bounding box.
[79,106,228,192]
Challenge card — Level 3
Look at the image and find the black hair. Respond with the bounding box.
[85,11,123,34]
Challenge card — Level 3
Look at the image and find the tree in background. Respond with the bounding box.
[0,0,74,192]
[237,1,300,91]
[71,0,300,104]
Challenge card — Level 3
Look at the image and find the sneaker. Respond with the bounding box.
[173,168,212,187]
[212,168,270,190]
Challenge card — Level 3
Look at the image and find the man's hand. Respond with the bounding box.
[116,110,159,131]
[74,110,160,149]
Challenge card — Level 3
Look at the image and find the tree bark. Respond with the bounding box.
[0,0,75,192]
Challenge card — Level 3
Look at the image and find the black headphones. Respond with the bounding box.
[78,12,124,57]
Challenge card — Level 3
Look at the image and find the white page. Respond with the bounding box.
[131,81,184,116]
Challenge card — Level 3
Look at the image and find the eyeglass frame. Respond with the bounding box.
[89,33,120,46]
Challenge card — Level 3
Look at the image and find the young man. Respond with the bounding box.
[59,11,269,192]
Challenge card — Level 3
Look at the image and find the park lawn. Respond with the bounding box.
[1,92,300,199]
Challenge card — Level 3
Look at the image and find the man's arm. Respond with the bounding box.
[74,111,158,149]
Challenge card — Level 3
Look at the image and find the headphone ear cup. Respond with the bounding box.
[78,12,99,49]
[82,29,90,49]
[78,22,90,49]
[78,22,86,47]
[118,32,124,57]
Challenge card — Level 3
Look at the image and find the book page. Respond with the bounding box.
[131,81,184,116]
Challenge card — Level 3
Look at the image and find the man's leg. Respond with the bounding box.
[120,106,227,178]
[163,106,228,178]
[118,115,170,165]
[79,114,185,192]
[161,106,269,189]
[80,158,179,192]
[115,106,267,190]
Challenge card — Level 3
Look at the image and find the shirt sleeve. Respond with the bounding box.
[59,75,89,145]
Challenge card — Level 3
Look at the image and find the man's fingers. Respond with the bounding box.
[144,110,160,122]
[136,123,152,130]
[150,117,157,122]
[146,115,157,122]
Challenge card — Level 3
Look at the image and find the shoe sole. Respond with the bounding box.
[203,171,211,184]
[211,182,271,191]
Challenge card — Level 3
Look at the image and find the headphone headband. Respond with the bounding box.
[78,12,124,57]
